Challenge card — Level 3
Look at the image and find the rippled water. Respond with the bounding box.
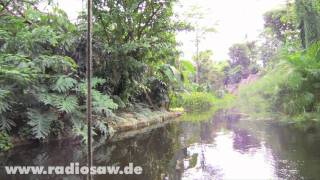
[1,110,320,180]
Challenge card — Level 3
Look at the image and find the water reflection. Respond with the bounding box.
[233,129,261,153]
[183,132,276,179]
[0,110,320,180]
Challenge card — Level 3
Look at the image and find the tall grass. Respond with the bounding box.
[171,92,235,122]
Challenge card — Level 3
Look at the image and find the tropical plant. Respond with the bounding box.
[91,0,181,106]
[0,132,13,151]
[296,0,320,48]
[237,42,320,126]
[0,2,118,143]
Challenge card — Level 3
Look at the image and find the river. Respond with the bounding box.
[1,110,320,180]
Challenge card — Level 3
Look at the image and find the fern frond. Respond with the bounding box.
[0,89,11,114]
[27,109,56,139]
[72,123,87,143]
[56,96,78,114]
[70,108,85,127]
[0,54,38,86]
[78,77,106,94]
[52,75,77,93]
[92,77,106,88]
[72,124,96,144]
[92,90,118,115]
[34,55,77,73]
[78,78,118,115]
[0,30,10,40]
[0,116,16,131]
[38,93,60,106]
[38,92,79,114]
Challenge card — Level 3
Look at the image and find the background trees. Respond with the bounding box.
[224,42,259,85]
[179,5,216,83]
[190,50,226,91]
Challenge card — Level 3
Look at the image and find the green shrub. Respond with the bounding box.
[177,93,235,122]
[0,132,13,151]
[237,42,320,124]
[171,92,216,112]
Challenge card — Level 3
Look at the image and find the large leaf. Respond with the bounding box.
[38,93,79,114]
[27,109,56,139]
[159,64,182,83]
[180,60,196,74]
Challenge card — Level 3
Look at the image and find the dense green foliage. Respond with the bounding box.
[0,0,184,147]
[0,132,12,151]
[238,43,320,122]
[171,92,215,112]
[236,1,320,129]
[0,1,120,142]
[170,51,230,115]
[176,93,234,122]
[296,0,320,48]
[191,50,227,90]
[92,0,181,107]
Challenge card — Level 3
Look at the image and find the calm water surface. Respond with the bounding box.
[1,110,320,180]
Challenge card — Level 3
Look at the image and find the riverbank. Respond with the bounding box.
[105,110,182,136]
[9,110,182,148]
